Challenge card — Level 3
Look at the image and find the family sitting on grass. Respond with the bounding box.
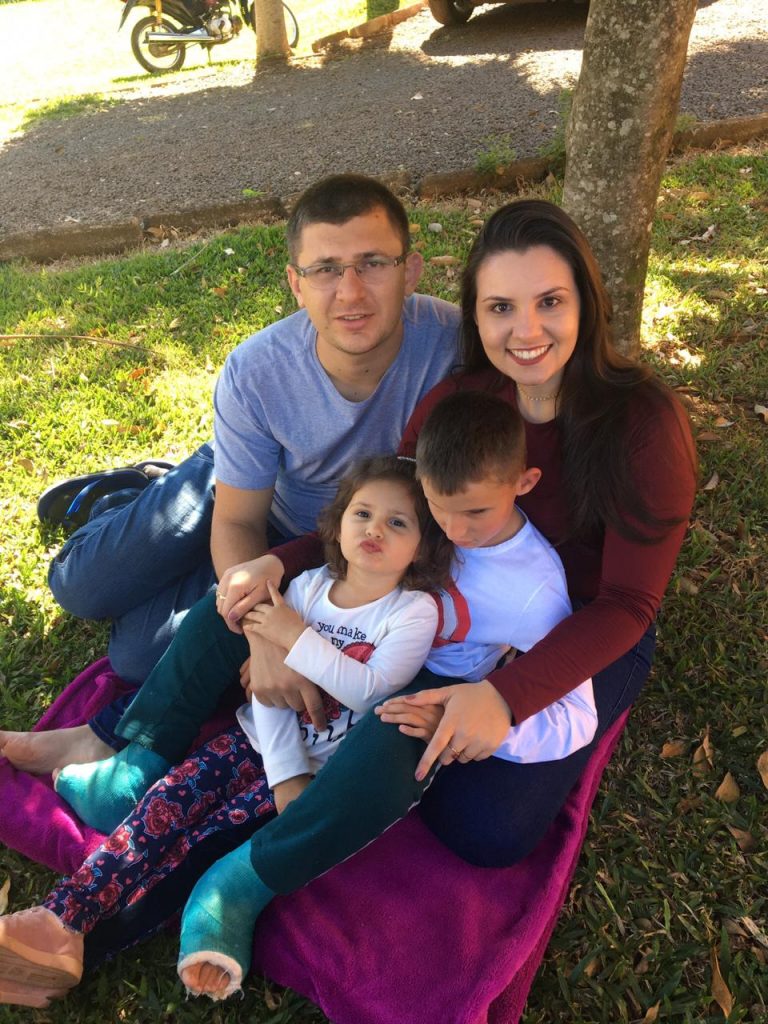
[0,174,696,1009]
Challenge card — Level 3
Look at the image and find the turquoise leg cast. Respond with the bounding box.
[54,744,170,833]
[178,842,274,998]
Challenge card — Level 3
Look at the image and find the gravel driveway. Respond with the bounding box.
[1,0,766,238]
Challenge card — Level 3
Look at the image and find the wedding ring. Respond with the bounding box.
[216,591,225,602]
[448,745,462,758]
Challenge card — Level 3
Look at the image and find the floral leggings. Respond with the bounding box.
[45,727,275,944]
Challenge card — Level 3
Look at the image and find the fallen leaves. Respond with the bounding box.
[692,727,715,775]
[660,739,688,758]
[714,772,740,803]
[757,750,768,789]
[755,403,768,424]
[710,947,733,1018]
[0,877,8,915]
[726,825,756,853]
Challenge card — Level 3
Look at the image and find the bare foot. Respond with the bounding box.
[179,961,233,999]
[0,726,115,775]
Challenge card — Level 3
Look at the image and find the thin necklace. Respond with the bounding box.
[517,384,560,403]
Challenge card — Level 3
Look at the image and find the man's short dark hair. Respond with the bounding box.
[416,391,527,495]
[286,174,410,261]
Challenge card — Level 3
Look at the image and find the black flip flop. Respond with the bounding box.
[37,468,150,529]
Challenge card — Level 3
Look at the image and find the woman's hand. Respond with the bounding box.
[394,681,513,781]
[375,698,444,743]
[216,554,285,633]
[242,581,306,652]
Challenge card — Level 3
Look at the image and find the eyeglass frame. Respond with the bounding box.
[289,253,409,288]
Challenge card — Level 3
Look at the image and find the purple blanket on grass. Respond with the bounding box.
[0,658,629,1024]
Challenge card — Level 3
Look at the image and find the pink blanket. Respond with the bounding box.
[0,659,628,1023]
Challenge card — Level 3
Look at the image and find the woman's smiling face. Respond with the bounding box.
[474,245,581,395]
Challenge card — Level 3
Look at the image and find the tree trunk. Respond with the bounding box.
[253,0,290,65]
[562,0,698,355]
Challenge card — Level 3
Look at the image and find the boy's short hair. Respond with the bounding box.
[286,174,411,262]
[416,391,527,494]
[317,455,453,592]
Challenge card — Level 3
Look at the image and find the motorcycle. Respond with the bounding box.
[119,0,299,74]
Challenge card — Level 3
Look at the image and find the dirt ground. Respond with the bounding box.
[1,0,766,238]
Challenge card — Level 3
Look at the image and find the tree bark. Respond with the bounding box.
[562,0,699,355]
[253,0,290,65]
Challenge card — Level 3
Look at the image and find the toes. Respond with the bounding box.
[180,962,231,998]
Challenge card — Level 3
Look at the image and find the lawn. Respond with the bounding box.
[0,143,767,1022]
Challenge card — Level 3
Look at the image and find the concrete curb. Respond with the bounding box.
[1,112,766,264]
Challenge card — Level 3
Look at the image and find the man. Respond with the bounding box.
[0,174,459,774]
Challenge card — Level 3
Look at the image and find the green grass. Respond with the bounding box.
[1,144,767,1022]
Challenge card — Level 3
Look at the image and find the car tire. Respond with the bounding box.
[428,0,474,26]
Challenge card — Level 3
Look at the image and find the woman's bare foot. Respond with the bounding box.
[0,726,115,775]
[179,960,235,1000]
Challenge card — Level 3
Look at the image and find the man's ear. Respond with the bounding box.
[403,251,424,296]
[286,264,305,308]
[515,466,542,497]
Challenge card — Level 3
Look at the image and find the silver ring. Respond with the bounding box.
[216,591,225,602]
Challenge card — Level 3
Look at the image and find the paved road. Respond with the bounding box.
[1,0,766,238]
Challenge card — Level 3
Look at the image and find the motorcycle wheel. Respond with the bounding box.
[131,15,186,74]
[251,1,299,49]
[428,0,474,25]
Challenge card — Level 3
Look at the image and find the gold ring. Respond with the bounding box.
[448,745,461,758]
[216,592,225,601]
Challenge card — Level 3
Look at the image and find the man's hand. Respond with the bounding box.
[242,581,306,652]
[245,632,328,732]
[392,681,512,781]
[375,698,444,743]
[216,554,285,633]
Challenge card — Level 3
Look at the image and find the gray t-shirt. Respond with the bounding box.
[213,293,460,536]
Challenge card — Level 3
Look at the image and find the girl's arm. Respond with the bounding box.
[282,596,438,713]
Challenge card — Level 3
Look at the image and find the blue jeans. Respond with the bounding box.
[48,443,293,747]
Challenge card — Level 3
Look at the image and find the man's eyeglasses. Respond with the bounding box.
[290,254,408,290]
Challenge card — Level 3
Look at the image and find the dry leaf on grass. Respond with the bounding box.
[726,825,756,853]
[676,796,703,814]
[692,727,714,775]
[697,431,722,442]
[741,917,768,950]
[714,416,734,428]
[714,772,740,803]
[0,877,9,915]
[16,457,35,475]
[710,947,734,1018]
[642,1002,660,1023]
[677,576,700,595]
[757,750,768,789]
[703,472,720,491]
[661,739,688,758]
[755,404,768,423]
[429,255,460,266]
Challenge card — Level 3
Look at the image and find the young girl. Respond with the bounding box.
[0,456,452,1008]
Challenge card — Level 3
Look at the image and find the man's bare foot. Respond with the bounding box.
[179,960,235,1000]
[0,726,115,775]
